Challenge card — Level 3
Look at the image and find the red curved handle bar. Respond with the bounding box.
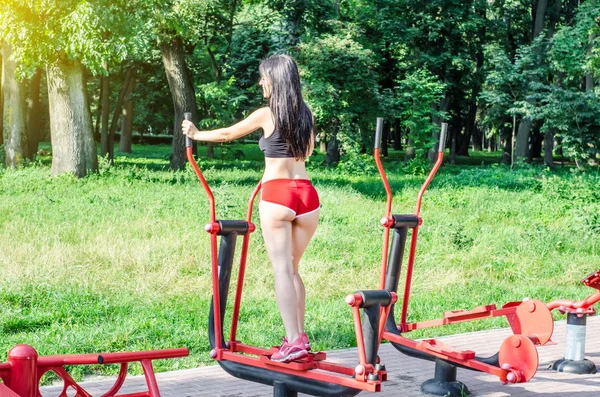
[186,147,216,224]
[375,121,446,318]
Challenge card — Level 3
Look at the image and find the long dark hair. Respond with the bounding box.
[259,54,313,160]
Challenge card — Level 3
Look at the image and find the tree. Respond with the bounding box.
[513,0,551,160]
[299,28,379,165]
[0,0,148,176]
[532,0,600,167]
[395,69,446,162]
[27,68,43,156]
[119,76,137,153]
[1,42,29,167]
[149,0,249,169]
[0,48,4,147]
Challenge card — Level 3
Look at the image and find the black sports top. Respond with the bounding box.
[259,130,294,158]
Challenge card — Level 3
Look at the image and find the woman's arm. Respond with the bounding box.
[182,107,269,143]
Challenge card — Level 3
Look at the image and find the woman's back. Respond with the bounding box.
[258,108,311,182]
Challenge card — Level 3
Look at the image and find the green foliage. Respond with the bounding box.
[395,68,446,158]
[2,0,599,167]
[0,0,149,76]
[549,1,600,82]
[298,27,380,154]
[196,76,248,129]
[402,157,430,176]
[480,44,526,136]
[529,85,600,165]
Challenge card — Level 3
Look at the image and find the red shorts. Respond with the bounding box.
[260,179,320,218]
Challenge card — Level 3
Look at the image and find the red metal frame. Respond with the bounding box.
[375,139,444,325]
[372,124,553,384]
[0,344,188,397]
[374,146,393,290]
[186,147,398,391]
[546,269,600,312]
[230,181,261,342]
[186,147,223,352]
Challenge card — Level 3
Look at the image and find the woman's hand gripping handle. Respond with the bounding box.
[184,112,193,148]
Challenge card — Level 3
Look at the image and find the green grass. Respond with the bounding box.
[0,142,599,383]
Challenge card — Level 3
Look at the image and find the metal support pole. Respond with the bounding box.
[273,381,298,397]
[421,358,470,397]
[8,344,38,397]
[552,313,597,374]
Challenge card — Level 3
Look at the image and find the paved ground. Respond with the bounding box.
[40,316,600,397]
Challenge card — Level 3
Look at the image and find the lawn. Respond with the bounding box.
[0,142,598,382]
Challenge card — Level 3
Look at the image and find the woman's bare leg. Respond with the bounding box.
[259,201,299,341]
[291,209,320,333]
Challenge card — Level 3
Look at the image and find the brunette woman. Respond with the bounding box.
[182,54,319,363]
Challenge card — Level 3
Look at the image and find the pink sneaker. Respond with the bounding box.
[300,332,311,351]
[271,337,308,363]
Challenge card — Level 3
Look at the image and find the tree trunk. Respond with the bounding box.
[0,49,4,145]
[501,129,512,164]
[405,138,415,161]
[100,67,110,157]
[2,43,29,167]
[47,58,97,177]
[27,68,43,158]
[472,123,483,151]
[325,130,340,165]
[392,119,402,150]
[449,124,457,165]
[544,129,554,167]
[94,76,103,141]
[108,67,134,162]
[529,124,543,160]
[515,117,533,159]
[514,0,550,160]
[161,37,200,171]
[119,78,136,153]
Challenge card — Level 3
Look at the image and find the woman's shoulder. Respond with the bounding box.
[252,107,271,117]
[251,107,274,130]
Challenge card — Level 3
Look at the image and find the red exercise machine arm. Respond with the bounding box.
[415,123,447,216]
[185,112,223,350]
[185,113,216,225]
[400,123,447,325]
[374,118,394,289]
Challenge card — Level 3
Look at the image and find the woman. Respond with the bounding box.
[182,54,319,363]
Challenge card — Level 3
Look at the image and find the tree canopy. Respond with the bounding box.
[1,0,599,173]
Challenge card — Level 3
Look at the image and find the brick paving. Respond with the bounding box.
[40,316,600,396]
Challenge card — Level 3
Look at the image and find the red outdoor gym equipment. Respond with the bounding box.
[184,113,397,397]
[547,269,600,374]
[0,341,188,396]
[373,118,554,396]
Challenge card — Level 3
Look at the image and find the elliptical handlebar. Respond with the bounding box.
[373,117,393,222]
[184,112,193,148]
[375,118,384,150]
[414,123,446,215]
[184,111,216,224]
[438,122,448,153]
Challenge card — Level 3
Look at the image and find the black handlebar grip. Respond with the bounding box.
[438,122,448,153]
[184,112,192,148]
[375,118,384,149]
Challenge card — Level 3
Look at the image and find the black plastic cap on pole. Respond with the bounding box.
[184,112,192,148]
[375,118,384,149]
[438,123,448,153]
